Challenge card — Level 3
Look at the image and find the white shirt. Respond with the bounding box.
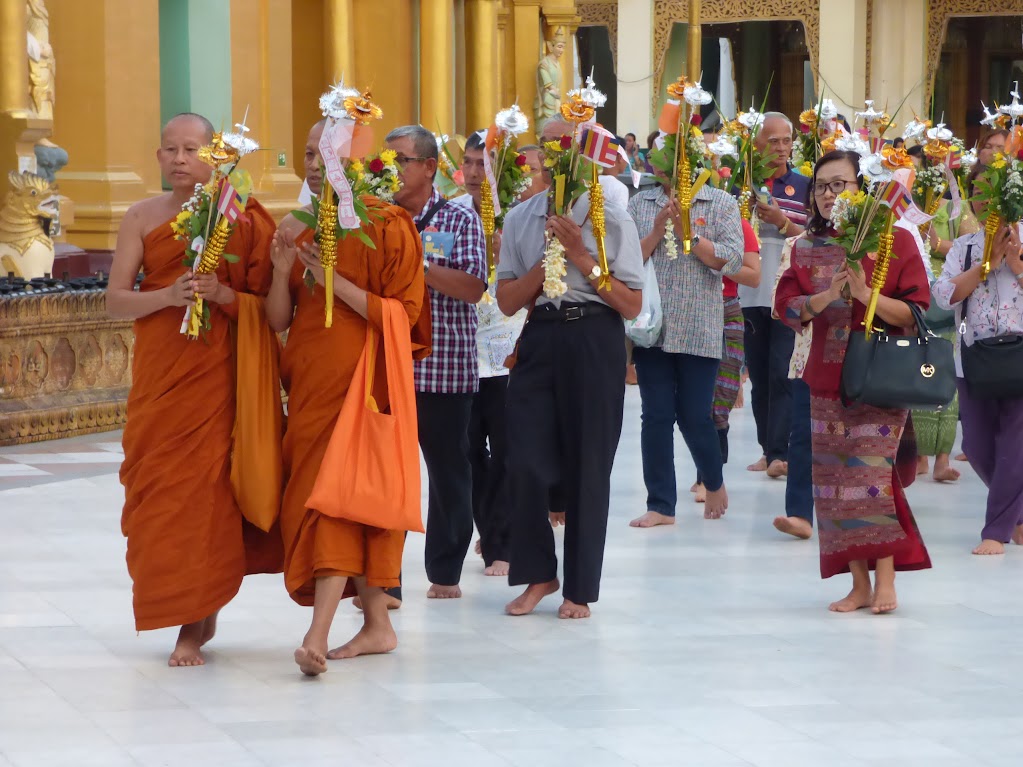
[599,175,631,211]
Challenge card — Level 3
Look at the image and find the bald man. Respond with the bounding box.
[107,112,283,667]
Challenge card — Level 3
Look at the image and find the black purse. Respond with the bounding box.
[841,301,957,411]
[960,245,1023,400]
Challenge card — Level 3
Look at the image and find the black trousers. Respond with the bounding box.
[469,376,511,565]
[742,306,795,464]
[418,391,475,586]
[506,305,626,605]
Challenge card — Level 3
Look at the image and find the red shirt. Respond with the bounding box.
[723,218,760,299]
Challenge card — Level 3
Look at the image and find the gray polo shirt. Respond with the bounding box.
[497,190,645,308]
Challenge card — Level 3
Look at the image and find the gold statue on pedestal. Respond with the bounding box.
[0,171,57,279]
[534,25,567,134]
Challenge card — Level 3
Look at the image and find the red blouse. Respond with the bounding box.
[772,228,930,394]
[723,217,760,300]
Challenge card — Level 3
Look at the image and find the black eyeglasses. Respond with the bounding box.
[813,180,856,196]
[394,156,430,168]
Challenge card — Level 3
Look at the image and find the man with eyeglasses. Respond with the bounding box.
[385,124,487,601]
[738,111,809,480]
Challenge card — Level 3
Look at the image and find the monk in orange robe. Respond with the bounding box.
[269,120,429,676]
[107,113,284,667]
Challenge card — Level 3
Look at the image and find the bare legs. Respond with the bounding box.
[294,575,346,676]
[328,580,398,659]
[828,557,897,614]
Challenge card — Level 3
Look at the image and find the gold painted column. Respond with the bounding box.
[48,0,162,250]
[230,0,303,220]
[687,0,701,83]
[420,0,455,137]
[513,0,543,144]
[818,0,868,120]
[353,0,415,134]
[324,0,354,82]
[466,0,499,131]
[497,4,513,107]
[0,0,28,115]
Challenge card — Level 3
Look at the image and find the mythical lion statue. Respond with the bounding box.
[0,171,58,280]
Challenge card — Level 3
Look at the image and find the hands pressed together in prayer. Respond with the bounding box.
[164,270,235,308]
[271,228,299,276]
[545,215,592,273]
[988,224,1023,277]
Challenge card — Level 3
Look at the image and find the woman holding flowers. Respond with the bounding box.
[774,150,932,614]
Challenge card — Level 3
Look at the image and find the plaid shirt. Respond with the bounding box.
[413,189,487,393]
[628,185,744,359]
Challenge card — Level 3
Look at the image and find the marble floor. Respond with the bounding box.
[1,387,1021,767]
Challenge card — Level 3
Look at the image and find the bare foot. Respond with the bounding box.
[168,621,206,667]
[694,483,707,504]
[917,456,929,475]
[932,466,960,482]
[427,584,462,599]
[558,599,591,619]
[549,512,565,528]
[353,594,402,611]
[773,516,812,540]
[506,579,559,616]
[689,482,699,493]
[1013,525,1023,546]
[484,560,510,576]
[734,387,745,408]
[629,511,675,528]
[704,487,728,519]
[871,585,898,614]
[766,460,788,478]
[474,538,482,557]
[955,453,969,462]
[625,364,638,385]
[747,456,768,472]
[326,625,398,660]
[829,588,873,612]
[973,539,1005,555]
[200,611,218,647]
[294,646,328,676]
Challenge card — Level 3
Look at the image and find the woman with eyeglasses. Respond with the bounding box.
[774,150,932,614]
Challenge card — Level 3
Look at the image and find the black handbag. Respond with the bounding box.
[960,245,1023,399]
[923,286,956,331]
[841,301,957,410]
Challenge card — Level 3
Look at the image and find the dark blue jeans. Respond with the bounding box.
[743,307,795,463]
[785,378,814,524]
[633,347,723,515]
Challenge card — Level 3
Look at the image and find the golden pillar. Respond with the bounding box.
[292,0,327,178]
[512,0,543,144]
[0,0,28,115]
[465,0,499,131]
[497,3,514,107]
[350,0,415,134]
[324,0,354,82]
[48,0,162,250]
[687,0,701,83]
[229,0,302,219]
[419,0,455,137]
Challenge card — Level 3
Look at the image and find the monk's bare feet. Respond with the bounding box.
[549,511,565,528]
[917,456,929,475]
[506,579,559,616]
[353,594,402,611]
[427,584,462,599]
[474,538,482,557]
[629,511,675,528]
[871,585,898,614]
[955,452,969,462]
[829,587,873,612]
[326,624,398,660]
[294,645,328,676]
[200,611,218,647]
[766,460,788,478]
[694,483,707,504]
[773,515,812,540]
[932,455,960,483]
[973,539,1005,555]
[169,621,206,667]
[558,599,591,619]
[747,456,767,472]
[704,487,728,519]
[1013,525,1023,546]
[484,560,510,576]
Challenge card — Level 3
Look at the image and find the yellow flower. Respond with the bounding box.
[170,209,191,237]
[691,127,703,139]
[520,164,532,175]
[991,153,1007,170]
[379,149,397,166]
[799,161,813,177]
[544,140,563,153]
[543,158,556,168]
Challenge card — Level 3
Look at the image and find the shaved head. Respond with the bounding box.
[541,119,573,142]
[162,112,214,144]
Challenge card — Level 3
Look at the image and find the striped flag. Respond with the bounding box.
[947,145,963,170]
[580,127,620,168]
[877,180,912,218]
[217,178,244,223]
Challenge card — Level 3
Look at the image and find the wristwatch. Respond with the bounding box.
[423,259,431,275]
[691,235,701,248]
[588,264,603,281]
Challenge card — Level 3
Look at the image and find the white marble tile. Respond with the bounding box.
[0,465,49,477]
[0,452,125,464]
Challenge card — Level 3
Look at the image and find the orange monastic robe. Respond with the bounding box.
[281,200,429,605]
[120,199,284,632]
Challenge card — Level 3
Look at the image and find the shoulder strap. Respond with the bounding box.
[962,243,973,319]
[416,199,449,233]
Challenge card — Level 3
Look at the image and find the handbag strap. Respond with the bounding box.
[416,199,448,233]
[961,244,974,324]
[364,327,380,412]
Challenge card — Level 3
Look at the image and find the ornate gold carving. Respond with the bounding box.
[925,1,1023,106]
[577,1,619,69]
[1,289,134,445]
[653,1,820,112]
[865,0,873,99]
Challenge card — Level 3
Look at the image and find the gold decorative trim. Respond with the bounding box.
[577,1,619,70]
[865,0,873,99]
[653,1,819,112]
[925,0,1023,106]
[1,400,128,446]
